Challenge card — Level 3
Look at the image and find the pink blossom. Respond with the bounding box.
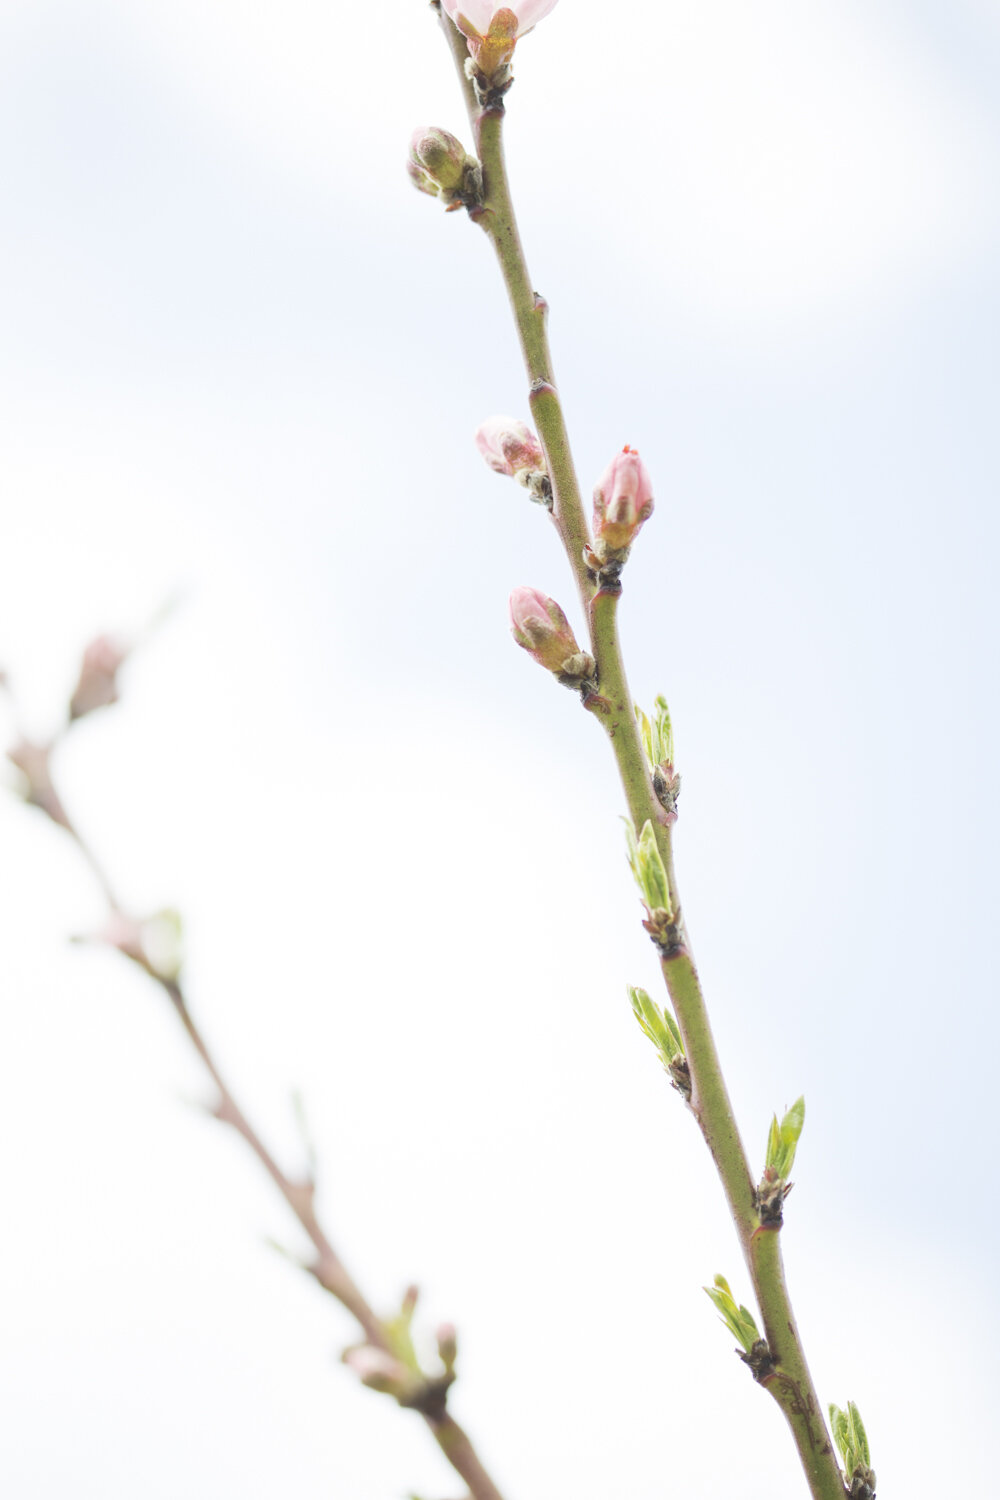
[592,446,655,556]
[441,0,559,41]
[475,415,544,478]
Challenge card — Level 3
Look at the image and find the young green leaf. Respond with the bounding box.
[704,1273,760,1354]
[627,985,685,1067]
[829,1400,873,1478]
[635,696,676,771]
[847,1401,870,1468]
[652,694,674,767]
[765,1095,806,1179]
[627,985,671,1054]
[829,1403,850,1465]
[623,817,640,885]
[659,1006,684,1058]
[637,820,671,914]
[635,703,654,769]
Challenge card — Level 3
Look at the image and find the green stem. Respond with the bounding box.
[587,592,757,1234]
[588,590,844,1499]
[436,24,849,1496]
[466,103,594,616]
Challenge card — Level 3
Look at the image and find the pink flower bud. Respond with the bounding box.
[475,415,544,479]
[591,445,655,557]
[69,633,128,720]
[441,2,559,81]
[509,587,595,684]
[436,1321,458,1372]
[6,737,69,826]
[341,1345,414,1398]
[442,0,559,39]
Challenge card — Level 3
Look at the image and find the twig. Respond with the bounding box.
[5,695,507,1500]
[432,9,848,1497]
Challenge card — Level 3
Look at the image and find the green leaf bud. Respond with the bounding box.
[765,1095,806,1180]
[829,1400,876,1497]
[636,820,671,915]
[407,127,481,209]
[704,1273,761,1354]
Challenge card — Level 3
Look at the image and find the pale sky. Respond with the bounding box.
[1,2,998,1496]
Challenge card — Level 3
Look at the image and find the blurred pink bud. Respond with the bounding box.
[475,415,544,479]
[69,633,128,721]
[97,910,147,964]
[436,1321,458,1372]
[82,908,184,982]
[509,587,595,683]
[342,1345,414,1398]
[592,445,654,557]
[6,737,69,826]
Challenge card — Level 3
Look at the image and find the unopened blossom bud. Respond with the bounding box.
[441,1,559,86]
[590,445,655,562]
[341,1345,416,1400]
[509,586,595,686]
[84,907,184,983]
[407,127,480,209]
[436,1322,458,1373]
[476,415,543,477]
[475,415,550,503]
[6,737,69,826]
[69,633,128,720]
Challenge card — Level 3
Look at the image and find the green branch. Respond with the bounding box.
[433,11,851,1499]
[465,105,594,617]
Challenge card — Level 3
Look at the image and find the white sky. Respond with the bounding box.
[1,2,998,1496]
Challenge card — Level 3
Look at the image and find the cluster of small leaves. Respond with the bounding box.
[627,984,689,1095]
[628,984,683,1060]
[829,1401,876,1496]
[765,1096,806,1180]
[635,694,674,771]
[703,1274,761,1354]
[624,818,672,918]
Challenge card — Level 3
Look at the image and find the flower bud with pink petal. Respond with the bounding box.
[475,415,550,504]
[589,445,655,567]
[441,1,560,90]
[342,1345,417,1400]
[509,587,595,686]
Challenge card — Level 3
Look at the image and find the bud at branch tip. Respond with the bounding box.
[440,1,560,96]
[586,446,655,581]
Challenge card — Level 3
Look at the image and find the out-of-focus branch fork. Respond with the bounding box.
[2,640,506,1500]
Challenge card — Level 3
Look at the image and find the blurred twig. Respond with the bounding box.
[3,638,505,1500]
